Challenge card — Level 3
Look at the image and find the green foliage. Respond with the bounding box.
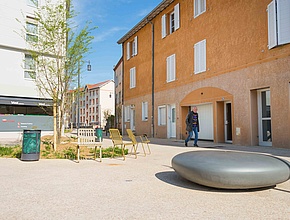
[93,147,128,158]
[0,145,22,158]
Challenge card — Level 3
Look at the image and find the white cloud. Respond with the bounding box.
[93,27,127,42]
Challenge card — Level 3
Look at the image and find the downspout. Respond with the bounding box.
[149,20,155,137]
[121,44,125,135]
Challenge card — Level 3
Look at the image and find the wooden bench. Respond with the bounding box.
[73,128,103,163]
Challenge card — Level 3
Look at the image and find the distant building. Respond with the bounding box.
[66,80,115,129]
[117,0,290,149]
[0,0,60,142]
[113,57,123,133]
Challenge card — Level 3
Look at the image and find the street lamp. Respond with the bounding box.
[77,60,91,135]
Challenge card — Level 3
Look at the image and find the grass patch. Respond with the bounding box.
[0,145,21,158]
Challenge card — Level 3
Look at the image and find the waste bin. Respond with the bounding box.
[21,130,41,161]
[95,128,103,142]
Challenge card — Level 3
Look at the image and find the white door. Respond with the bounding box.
[167,104,176,138]
[258,89,272,146]
[197,103,213,140]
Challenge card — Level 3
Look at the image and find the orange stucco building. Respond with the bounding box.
[117,0,290,149]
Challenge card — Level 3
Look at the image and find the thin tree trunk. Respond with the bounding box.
[53,102,57,151]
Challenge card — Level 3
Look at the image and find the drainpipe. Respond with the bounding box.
[149,20,155,137]
[121,44,125,135]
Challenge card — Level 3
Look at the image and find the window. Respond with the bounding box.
[126,42,130,60]
[161,3,180,38]
[26,17,38,42]
[267,0,290,49]
[27,0,38,7]
[194,0,206,18]
[24,54,36,79]
[130,67,136,88]
[126,36,138,60]
[158,106,166,126]
[166,54,176,82]
[132,36,138,56]
[194,39,206,74]
[142,102,148,121]
[124,106,130,122]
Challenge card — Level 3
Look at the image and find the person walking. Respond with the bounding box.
[185,106,200,147]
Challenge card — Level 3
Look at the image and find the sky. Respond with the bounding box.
[72,0,162,86]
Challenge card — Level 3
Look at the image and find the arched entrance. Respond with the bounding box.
[180,87,233,143]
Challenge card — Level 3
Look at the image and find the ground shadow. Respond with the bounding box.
[155,171,275,193]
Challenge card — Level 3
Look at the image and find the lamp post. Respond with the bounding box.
[77,60,91,135]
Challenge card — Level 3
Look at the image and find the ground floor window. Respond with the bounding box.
[258,89,272,146]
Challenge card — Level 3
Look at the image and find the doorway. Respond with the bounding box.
[224,102,232,143]
[167,104,176,138]
[258,89,272,146]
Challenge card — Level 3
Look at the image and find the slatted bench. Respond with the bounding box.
[73,128,103,163]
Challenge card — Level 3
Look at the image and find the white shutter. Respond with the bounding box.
[174,3,180,30]
[200,40,206,72]
[277,0,290,45]
[267,1,278,49]
[134,36,138,55]
[130,67,136,88]
[166,56,170,81]
[194,40,206,74]
[162,14,167,38]
[194,0,198,17]
[127,42,130,60]
[171,54,176,81]
[166,54,176,82]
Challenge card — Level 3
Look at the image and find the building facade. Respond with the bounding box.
[114,57,123,132]
[0,0,55,142]
[67,80,115,129]
[118,0,290,149]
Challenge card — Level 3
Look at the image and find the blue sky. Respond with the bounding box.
[72,0,162,86]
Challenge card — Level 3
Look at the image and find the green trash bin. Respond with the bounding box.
[95,128,103,142]
[21,130,41,161]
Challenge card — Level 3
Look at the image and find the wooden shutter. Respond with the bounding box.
[174,3,180,30]
[162,14,167,38]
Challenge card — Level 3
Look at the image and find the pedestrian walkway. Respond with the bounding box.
[0,138,289,219]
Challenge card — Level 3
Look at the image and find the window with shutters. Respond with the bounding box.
[126,36,138,60]
[161,3,180,38]
[166,54,176,83]
[130,67,136,89]
[194,0,206,18]
[142,102,148,121]
[194,39,206,74]
[267,0,290,49]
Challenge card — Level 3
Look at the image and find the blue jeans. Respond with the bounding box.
[185,126,198,145]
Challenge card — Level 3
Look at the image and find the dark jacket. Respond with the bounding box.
[185,111,200,132]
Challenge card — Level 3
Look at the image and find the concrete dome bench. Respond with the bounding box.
[172,151,290,189]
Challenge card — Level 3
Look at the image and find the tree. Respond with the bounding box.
[20,0,96,150]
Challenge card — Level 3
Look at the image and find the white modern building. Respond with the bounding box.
[0,0,54,143]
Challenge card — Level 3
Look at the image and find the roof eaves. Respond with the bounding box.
[117,0,174,44]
